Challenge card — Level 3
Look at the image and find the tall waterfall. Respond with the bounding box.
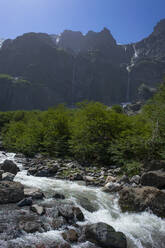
[126,65,131,102]
[125,44,139,102]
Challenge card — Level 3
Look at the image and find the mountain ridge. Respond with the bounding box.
[0,19,165,110]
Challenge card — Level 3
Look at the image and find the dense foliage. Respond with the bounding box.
[1,81,165,174]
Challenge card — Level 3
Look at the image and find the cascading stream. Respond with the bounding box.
[0,152,165,248]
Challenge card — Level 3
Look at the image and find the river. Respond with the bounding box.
[0,152,165,248]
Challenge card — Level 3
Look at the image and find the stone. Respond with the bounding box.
[24,187,45,199]
[2,172,15,181]
[83,176,95,182]
[0,181,24,204]
[53,193,65,200]
[34,165,58,177]
[73,206,84,221]
[141,170,165,189]
[117,175,129,184]
[58,205,84,222]
[19,220,42,233]
[83,222,127,248]
[30,204,45,215]
[52,216,67,229]
[102,182,122,193]
[119,186,165,218]
[0,159,19,175]
[78,196,99,212]
[72,173,83,180]
[130,175,140,185]
[0,170,4,180]
[62,229,78,243]
[28,167,37,175]
[17,197,33,207]
[105,176,116,184]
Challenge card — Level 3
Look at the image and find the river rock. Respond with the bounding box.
[62,229,79,243]
[30,204,45,215]
[34,165,58,177]
[52,216,67,229]
[83,222,127,248]
[24,187,45,199]
[17,197,33,207]
[2,172,15,181]
[102,182,122,193]
[19,219,43,233]
[83,176,95,182]
[0,181,24,204]
[130,175,140,185]
[141,170,165,189]
[0,159,19,175]
[117,175,129,184]
[119,186,165,218]
[0,170,4,180]
[53,193,65,199]
[73,206,84,221]
[58,205,84,222]
[105,176,116,184]
[78,196,99,212]
[72,173,83,180]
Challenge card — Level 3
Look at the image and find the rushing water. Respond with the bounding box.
[0,151,165,248]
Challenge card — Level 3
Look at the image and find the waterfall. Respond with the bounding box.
[133,44,138,58]
[125,44,139,103]
[1,151,165,248]
[126,66,131,102]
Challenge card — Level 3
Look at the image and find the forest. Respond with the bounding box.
[1,80,165,177]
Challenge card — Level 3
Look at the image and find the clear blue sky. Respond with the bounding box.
[0,0,165,44]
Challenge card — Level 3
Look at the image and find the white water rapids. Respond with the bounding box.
[0,152,165,248]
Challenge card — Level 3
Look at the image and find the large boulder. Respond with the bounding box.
[119,186,165,218]
[24,187,45,199]
[58,205,84,222]
[0,160,19,175]
[102,182,122,193]
[0,181,24,204]
[141,170,165,189]
[2,172,15,181]
[83,222,127,248]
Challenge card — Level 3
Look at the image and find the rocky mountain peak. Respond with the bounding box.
[153,19,165,36]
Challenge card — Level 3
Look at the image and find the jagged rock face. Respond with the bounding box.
[0,20,165,110]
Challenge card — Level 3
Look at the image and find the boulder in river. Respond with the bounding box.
[141,170,165,189]
[58,204,84,222]
[53,193,65,200]
[30,204,46,215]
[52,216,67,229]
[62,229,79,243]
[102,182,122,193]
[83,222,127,248]
[0,181,24,204]
[119,186,165,218]
[19,219,43,233]
[17,197,33,207]
[2,172,15,181]
[0,159,19,175]
[24,187,45,199]
[0,170,4,180]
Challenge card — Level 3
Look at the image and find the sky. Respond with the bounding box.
[0,0,165,44]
